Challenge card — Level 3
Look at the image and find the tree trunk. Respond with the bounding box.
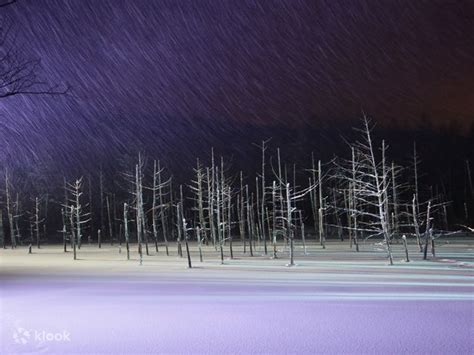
[124,203,130,260]
[196,227,203,262]
[70,206,77,260]
[5,171,16,248]
[106,195,113,246]
[318,160,325,249]
[423,201,432,260]
[176,203,183,258]
[246,186,254,257]
[0,210,5,249]
[412,195,422,252]
[157,160,169,256]
[35,197,40,249]
[431,237,436,258]
[61,208,67,252]
[182,218,192,268]
[402,235,409,262]
[286,183,295,266]
[299,211,306,255]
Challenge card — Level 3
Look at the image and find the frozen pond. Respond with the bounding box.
[1,242,473,354]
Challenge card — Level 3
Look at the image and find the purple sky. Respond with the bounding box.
[0,0,473,173]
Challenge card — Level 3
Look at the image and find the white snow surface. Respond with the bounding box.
[1,240,473,354]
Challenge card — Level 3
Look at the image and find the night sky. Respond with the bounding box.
[0,0,473,176]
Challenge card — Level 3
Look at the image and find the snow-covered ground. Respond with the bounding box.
[1,240,473,354]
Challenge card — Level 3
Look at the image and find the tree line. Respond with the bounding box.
[1,118,473,266]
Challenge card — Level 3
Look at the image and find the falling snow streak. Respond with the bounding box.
[0,0,473,176]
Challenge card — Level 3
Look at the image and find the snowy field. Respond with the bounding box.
[1,240,473,354]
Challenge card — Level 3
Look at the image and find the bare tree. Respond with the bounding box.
[69,206,77,260]
[65,178,89,260]
[350,147,360,251]
[182,212,192,268]
[149,160,171,254]
[135,157,145,264]
[0,209,5,248]
[336,119,394,264]
[237,172,246,252]
[0,1,69,98]
[156,160,171,255]
[413,142,421,218]
[402,235,410,262]
[4,169,15,248]
[196,226,203,262]
[123,202,130,260]
[176,185,184,257]
[423,200,433,260]
[12,192,21,246]
[122,154,148,263]
[245,184,254,258]
[318,160,326,249]
[411,194,423,251]
[253,139,270,255]
[189,159,207,246]
[99,169,105,247]
[33,196,42,248]
[106,194,113,246]
[61,207,67,252]
[271,150,315,266]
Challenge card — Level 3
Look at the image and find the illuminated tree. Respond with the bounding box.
[149,159,171,254]
[65,178,90,260]
[336,119,394,264]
